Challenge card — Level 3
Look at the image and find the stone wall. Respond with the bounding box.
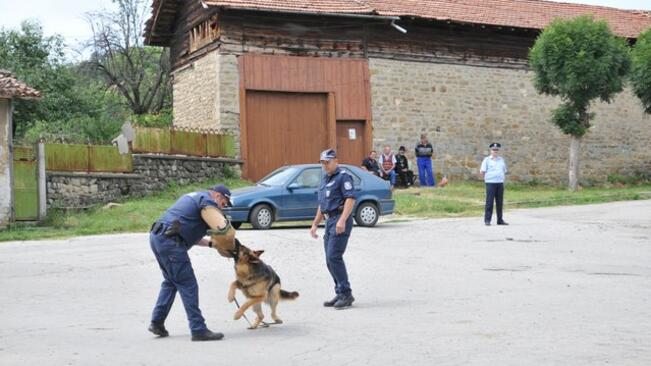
[171,52,242,157]
[369,58,651,183]
[0,99,11,226]
[171,48,651,184]
[172,51,220,130]
[46,154,241,208]
[218,54,241,155]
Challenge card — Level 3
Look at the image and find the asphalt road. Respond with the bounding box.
[1,200,650,365]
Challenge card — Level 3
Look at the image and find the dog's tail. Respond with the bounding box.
[280,289,299,300]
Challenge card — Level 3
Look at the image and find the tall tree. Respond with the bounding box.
[86,0,171,115]
[0,21,90,137]
[529,16,630,191]
[630,28,651,114]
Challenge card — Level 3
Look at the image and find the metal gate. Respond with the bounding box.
[12,146,39,220]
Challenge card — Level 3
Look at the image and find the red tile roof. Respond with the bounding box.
[369,0,651,38]
[203,0,374,14]
[0,70,41,99]
[201,0,651,38]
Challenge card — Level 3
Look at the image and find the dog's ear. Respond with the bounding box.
[253,250,264,257]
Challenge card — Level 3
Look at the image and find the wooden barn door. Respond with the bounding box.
[336,121,366,166]
[245,91,329,181]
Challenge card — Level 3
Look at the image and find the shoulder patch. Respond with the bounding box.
[344,181,353,190]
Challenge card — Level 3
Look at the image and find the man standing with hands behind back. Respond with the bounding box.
[480,143,509,226]
[310,149,356,310]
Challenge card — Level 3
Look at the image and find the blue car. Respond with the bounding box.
[224,164,395,229]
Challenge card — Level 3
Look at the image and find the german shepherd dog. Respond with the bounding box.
[227,239,299,329]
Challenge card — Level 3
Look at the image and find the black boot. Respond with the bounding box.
[148,322,169,337]
[191,329,224,341]
[334,294,355,310]
[323,295,340,307]
[497,220,509,225]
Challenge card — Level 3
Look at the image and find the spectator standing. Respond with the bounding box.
[415,134,435,187]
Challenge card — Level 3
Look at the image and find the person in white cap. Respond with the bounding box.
[480,143,508,226]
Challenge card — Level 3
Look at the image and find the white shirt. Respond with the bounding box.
[480,156,507,183]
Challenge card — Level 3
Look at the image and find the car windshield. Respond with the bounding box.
[258,167,299,186]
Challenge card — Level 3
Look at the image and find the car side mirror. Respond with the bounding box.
[287,182,300,190]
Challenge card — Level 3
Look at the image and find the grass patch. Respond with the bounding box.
[393,182,651,218]
[0,178,250,242]
[2,180,650,242]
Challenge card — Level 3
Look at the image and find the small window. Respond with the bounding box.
[189,16,220,53]
[293,168,322,188]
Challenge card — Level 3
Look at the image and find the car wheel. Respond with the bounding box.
[354,202,379,227]
[250,204,273,230]
[231,221,242,230]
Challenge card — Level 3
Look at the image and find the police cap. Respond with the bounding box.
[319,148,337,162]
[208,184,232,207]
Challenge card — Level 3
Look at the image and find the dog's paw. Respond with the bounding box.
[273,319,283,324]
[227,294,235,303]
[233,311,242,320]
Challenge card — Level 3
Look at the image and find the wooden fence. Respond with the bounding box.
[44,128,235,173]
[132,127,235,158]
[45,144,133,173]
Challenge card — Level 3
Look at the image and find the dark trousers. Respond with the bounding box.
[323,214,353,296]
[417,157,435,186]
[396,169,414,187]
[150,233,207,334]
[484,183,505,223]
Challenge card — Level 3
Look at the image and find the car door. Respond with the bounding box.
[280,167,322,219]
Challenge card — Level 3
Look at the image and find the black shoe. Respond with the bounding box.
[484,221,491,226]
[191,329,224,341]
[148,322,169,337]
[334,295,355,309]
[497,221,509,225]
[323,295,340,307]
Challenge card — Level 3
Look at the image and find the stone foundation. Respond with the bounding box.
[46,154,242,208]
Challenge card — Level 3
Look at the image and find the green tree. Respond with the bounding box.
[86,0,172,115]
[0,21,91,137]
[630,28,651,114]
[529,16,630,191]
[0,20,131,143]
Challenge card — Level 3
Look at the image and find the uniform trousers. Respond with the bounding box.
[150,232,207,334]
[484,182,505,223]
[323,214,353,296]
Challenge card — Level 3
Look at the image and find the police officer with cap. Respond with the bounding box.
[480,143,509,226]
[310,149,356,309]
[148,184,236,341]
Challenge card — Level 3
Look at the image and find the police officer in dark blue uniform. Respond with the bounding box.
[310,149,356,309]
[148,184,235,341]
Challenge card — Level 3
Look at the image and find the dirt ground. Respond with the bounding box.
[1,200,650,366]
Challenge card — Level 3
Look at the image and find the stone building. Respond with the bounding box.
[144,0,651,182]
[0,70,41,227]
